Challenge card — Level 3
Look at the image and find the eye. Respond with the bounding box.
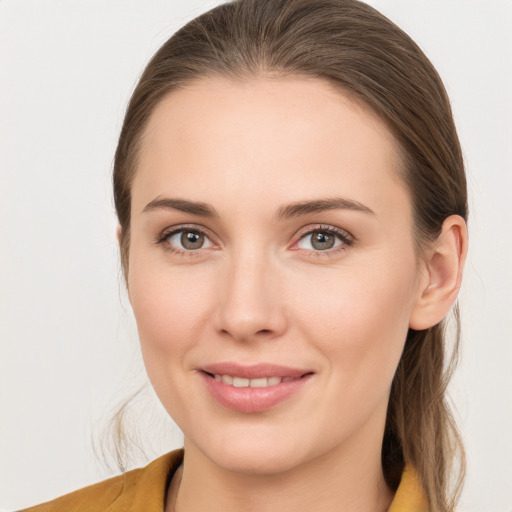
[295,226,352,252]
[161,228,214,252]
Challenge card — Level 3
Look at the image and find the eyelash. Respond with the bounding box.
[155,223,355,257]
[292,224,354,257]
[156,224,217,257]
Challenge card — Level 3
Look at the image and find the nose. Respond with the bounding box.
[213,250,288,343]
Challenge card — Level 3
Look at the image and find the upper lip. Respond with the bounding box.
[200,362,312,379]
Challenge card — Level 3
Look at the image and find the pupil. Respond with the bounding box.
[312,231,334,250]
[181,231,204,250]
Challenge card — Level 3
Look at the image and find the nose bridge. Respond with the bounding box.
[214,245,286,341]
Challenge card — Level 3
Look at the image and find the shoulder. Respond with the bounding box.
[18,449,184,512]
[18,471,131,512]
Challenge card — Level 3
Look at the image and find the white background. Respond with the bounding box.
[1,1,511,510]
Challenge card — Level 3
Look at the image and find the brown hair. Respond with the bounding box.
[113,1,467,510]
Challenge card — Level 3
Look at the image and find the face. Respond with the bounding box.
[127,76,425,475]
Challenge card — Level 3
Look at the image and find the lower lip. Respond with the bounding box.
[200,372,312,413]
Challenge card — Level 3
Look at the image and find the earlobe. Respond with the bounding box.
[116,224,122,246]
[409,215,468,330]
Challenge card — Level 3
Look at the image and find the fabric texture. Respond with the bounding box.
[20,449,428,511]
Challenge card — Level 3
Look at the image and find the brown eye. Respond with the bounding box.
[181,231,205,250]
[163,228,213,252]
[310,231,335,250]
[296,227,350,252]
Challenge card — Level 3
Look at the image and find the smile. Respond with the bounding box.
[212,374,300,387]
[199,363,313,413]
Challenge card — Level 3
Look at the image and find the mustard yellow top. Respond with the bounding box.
[20,449,428,512]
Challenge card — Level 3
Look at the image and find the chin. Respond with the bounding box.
[211,445,306,476]
[185,429,303,475]
[188,424,322,476]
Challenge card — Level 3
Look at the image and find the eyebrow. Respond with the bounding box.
[142,196,374,219]
[276,197,374,219]
[142,197,218,217]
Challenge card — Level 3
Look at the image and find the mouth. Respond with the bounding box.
[206,373,305,388]
[199,363,314,413]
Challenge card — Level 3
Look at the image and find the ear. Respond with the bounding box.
[115,224,131,297]
[409,215,468,330]
[116,224,122,246]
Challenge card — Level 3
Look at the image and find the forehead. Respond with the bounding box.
[133,76,408,217]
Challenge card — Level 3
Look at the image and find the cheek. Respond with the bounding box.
[127,260,220,427]
[128,261,216,364]
[291,257,418,392]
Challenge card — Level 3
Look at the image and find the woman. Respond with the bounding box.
[20,0,468,511]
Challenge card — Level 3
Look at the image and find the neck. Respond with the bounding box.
[170,432,393,512]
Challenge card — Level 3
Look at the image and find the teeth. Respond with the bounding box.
[213,374,299,387]
[222,375,234,385]
[249,378,268,388]
[233,377,250,387]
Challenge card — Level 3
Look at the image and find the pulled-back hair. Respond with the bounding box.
[113,1,467,510]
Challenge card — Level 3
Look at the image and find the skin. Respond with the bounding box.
[126,76,467,512]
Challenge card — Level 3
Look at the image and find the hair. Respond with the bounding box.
[112,1,467,510]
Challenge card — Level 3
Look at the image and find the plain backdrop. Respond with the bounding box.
[1,1,511,510]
